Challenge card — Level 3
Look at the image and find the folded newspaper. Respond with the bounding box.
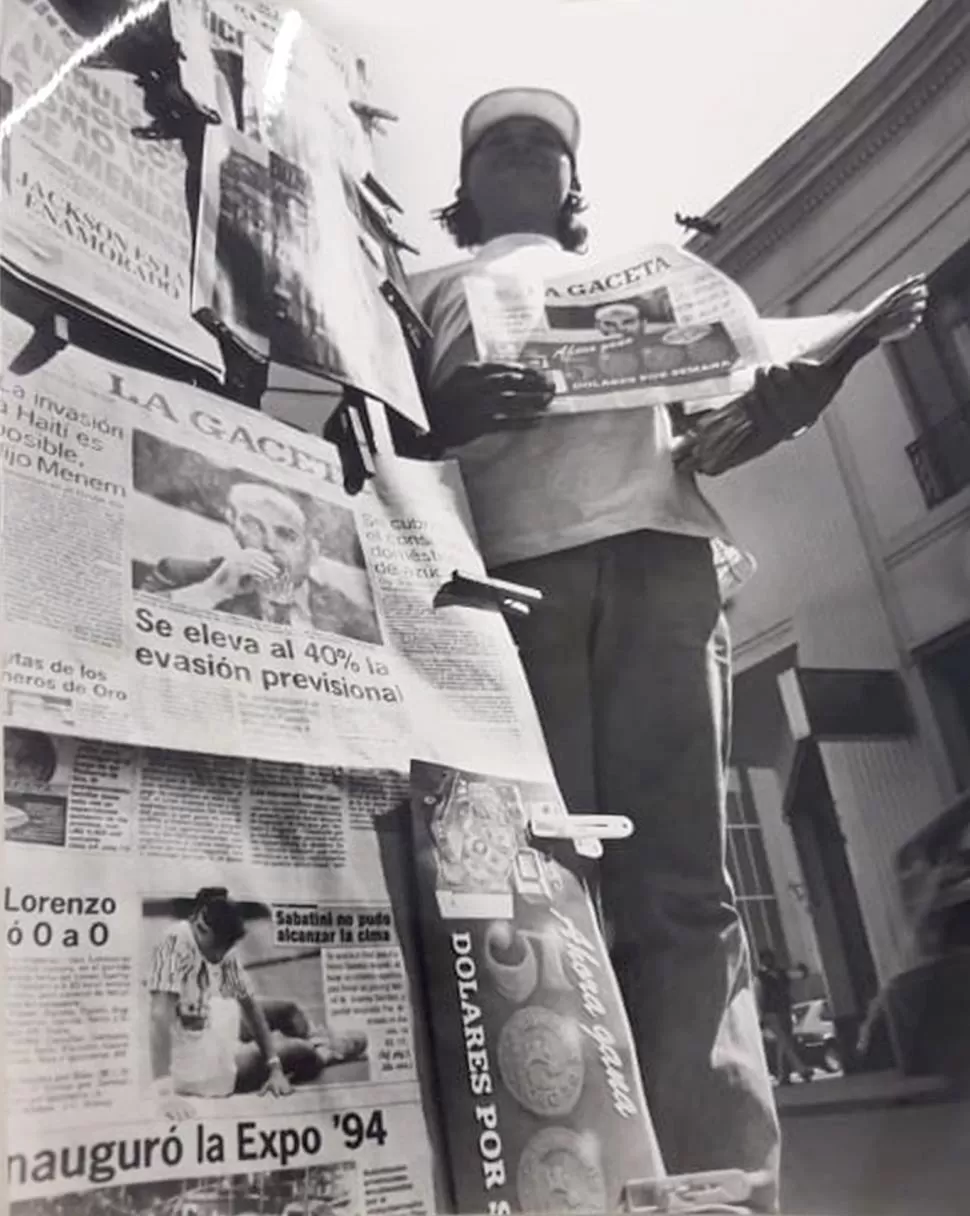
[409,760,665,1214]
[463,239,924,416]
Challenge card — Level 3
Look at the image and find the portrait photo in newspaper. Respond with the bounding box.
[130,431,382,645]
[3,726,69,847]
[142,888,369,1121]
[10,1161,361,1216]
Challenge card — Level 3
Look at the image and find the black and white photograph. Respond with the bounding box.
[11,1163,360,1216]
[5,1,970,1215]
[141,888,369,1119]
[3,726,68,847]
[130,431,382,645]
[192,125,274,361]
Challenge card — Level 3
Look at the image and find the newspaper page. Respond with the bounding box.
[186,0,427,429]
[408,761,665,1214]
[462,242,773,413]
[3,729,440,1215]
[463,236,923,418]
[0,310,551,781]
[0,0,223,376]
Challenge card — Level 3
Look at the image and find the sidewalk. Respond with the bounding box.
[774,1068,952,1115]
[778,1072,970,1216]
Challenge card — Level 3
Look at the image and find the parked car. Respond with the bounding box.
[762,998,842,1078]
[793,998,842,1073]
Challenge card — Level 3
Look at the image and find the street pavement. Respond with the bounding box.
[777,1073,970,1215]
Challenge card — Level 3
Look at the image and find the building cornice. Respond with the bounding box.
[687,0,970,278]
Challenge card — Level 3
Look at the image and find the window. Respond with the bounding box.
[897,240,970,506]
[726,769,788,961]
[921,626,970,791]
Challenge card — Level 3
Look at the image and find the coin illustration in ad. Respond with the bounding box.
[517,1126,608,1213]
[497,1006,585,1117]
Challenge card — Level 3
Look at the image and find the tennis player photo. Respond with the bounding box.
[142,888,368,1120]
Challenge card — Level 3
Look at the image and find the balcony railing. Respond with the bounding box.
[905,407,970,508]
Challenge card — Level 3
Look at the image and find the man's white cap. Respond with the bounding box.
[460,87,581,161]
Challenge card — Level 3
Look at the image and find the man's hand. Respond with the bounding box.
[174,550,278,610]
[260,1059,293,1098]
[426,362,556,448]
[866,275,929,344]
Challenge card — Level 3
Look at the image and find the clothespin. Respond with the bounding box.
[8,311,71,375]
[363,173,404,214]
[621,1169,752,1213]
[221,342,268,411]
[324,388,377,496]
[357,181,421,257]
[350,100,399,136]
[433,570,542,619]
[380,279,433,351]
[529,807,633,861]
[674,211,722,238]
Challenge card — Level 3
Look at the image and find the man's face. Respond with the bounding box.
[595,304,641,338]
[463,117,572,230]
[229,487,312,592]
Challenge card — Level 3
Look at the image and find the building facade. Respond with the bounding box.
[687,0,970,1062]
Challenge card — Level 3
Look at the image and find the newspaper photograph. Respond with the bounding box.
[0,312,551,780]
[408,760,664,1214]
[0,0,223,375]
[3,730,437,1213]
[187,0,427,428]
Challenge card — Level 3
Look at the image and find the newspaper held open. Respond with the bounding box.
[463,242,772,413]
[464,239,927,417]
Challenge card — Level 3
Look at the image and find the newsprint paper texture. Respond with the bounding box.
[0,0,223,374]
[2,727,440,1215]
[0,310,552,781]
[409,761,665,1215]
[188,0,428,427]
[463,242,772,414]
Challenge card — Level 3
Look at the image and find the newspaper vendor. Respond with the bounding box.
[409,87,927,1212]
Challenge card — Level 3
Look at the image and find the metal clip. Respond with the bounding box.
[433,570,542,619]
[530,808,633,860]
[621,1169,753,1213]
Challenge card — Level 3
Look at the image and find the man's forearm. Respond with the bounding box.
[149,1000,175,1081]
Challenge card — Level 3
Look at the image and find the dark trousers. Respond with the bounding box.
[495,529,780,1212]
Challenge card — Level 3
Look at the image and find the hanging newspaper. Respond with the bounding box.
[0,311,549,780]
[3,730,441,1215]
[409,761,665,1214]
[0,0,223,375]
[189,0,428,427]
